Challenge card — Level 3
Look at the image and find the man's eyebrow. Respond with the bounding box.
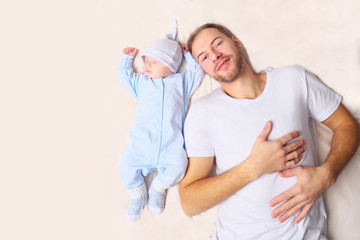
[197,37,221,60]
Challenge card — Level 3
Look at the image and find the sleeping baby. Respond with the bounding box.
[117,21,204,221]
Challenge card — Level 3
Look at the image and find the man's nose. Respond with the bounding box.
[211,51,221,62]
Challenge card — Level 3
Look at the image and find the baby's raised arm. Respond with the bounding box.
[123,47,138,56]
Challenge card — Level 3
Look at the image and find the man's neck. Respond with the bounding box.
[221,62,267,99]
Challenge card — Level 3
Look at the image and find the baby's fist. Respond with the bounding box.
[123,47,138,56]
[181,44,189,54]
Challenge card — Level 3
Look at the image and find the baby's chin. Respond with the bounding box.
[144,73,157,79]
[143,72,173,79]
[142,71,154,78]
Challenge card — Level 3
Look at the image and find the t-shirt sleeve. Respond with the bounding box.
[184,102,215,157]
[305,69,342,122]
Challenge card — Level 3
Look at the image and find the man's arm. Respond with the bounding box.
[270,104,360,223]
[180,121,307,216]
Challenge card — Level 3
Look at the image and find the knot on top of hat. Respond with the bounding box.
[141,19,183,73]
[166,19,179,42]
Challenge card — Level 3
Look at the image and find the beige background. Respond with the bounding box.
[1,0,359,239]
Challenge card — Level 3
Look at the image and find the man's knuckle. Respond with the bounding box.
[273,141,282,148]
[280,148,286,156]
[300,195,307,202]
[297,185,305,193]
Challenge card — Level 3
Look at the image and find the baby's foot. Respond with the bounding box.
[148,185,167,215]
[128,194,148,222]
[127,184,147,222]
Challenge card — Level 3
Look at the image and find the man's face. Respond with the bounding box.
[191,28,244,83]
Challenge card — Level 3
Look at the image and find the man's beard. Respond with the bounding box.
[213,48,244,83]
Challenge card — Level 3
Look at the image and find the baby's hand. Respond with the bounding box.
[123,47,138,56]
[181,44,189,54]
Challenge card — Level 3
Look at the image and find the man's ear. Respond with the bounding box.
[232,36,242,49]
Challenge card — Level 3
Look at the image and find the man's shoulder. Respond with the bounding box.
[186,88,223,120]
[268,65,308,84]
[270,65,306,75]
[191,87,223,107]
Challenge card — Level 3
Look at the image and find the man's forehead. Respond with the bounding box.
[192,28,225,56]
[193,28,223,45]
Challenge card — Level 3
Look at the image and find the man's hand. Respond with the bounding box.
[180,121,308,216]
[123,47,138,56]
[246,121,307,178]
[269,166,331,224]
[269,104,360,224]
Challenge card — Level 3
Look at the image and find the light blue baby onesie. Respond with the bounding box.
[118,52,204,190]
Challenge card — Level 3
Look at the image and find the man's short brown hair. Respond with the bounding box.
[187,23,237,54]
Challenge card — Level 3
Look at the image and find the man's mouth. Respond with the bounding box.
[217,58,230,72]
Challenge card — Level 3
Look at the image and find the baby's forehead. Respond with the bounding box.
[143,56,160,63]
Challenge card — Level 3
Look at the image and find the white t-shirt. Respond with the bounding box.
[184,66,342,240]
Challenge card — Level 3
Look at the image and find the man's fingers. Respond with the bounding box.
[257,121,272,141]
[294,204,312,224]
[269,185,297,207]
[272,196,313,223]
[279,165,303,178]
[285,156,302,168]
[271,194,299,218]
[282,139,306,168]
[277,131,301,145]
[284,139,307,153]
[278,200,307,223]
[285,146,306,162]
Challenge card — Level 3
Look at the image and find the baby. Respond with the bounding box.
[117,21,204,221]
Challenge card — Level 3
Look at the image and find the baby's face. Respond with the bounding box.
[142,56,173,79]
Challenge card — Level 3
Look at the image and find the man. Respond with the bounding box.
[179,23,359,239]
